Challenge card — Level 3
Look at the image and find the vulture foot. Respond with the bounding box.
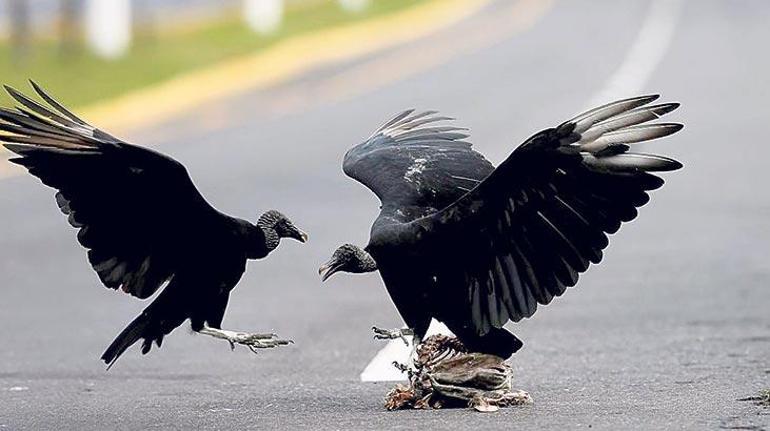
[199,326,293,353]
[372,326,414,346]
[384,334,532,412]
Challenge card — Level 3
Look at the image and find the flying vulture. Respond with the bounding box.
[1,82,307,367]
[320,95,682,359]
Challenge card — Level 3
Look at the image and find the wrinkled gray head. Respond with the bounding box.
[258,210,308,247]
[318,243,378,282]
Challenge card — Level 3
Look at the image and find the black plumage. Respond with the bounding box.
[320,95,682,358]
[1,82,307,367]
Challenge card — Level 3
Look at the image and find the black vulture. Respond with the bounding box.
[320,95,682,359]
[0,82,307,367]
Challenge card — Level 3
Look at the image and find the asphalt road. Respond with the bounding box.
[1,0,769,429]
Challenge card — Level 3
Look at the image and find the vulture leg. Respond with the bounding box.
[372,326,415,346]
[198,325,293,354]
[372,326,423,370]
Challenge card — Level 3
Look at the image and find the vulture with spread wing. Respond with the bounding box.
[1,82,307,367]
[320,96,682,358]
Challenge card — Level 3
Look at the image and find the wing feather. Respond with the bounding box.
[1,83,233,299]
[401,96,682,334]
[344,110,494,219]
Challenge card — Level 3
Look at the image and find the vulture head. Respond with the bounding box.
[318,244,377,282]
[258,210,308,245]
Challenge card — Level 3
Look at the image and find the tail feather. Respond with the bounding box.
[101,312,151,369]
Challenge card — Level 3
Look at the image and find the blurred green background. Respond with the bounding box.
[0,0,423,107]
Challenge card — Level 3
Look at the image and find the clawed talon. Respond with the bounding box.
[242,336,294,355]
[199,326,292,354]
[391,361,409,373]
[372,326,414,346]
[228,332,293,354]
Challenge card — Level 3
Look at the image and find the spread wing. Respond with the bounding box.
[342,110,494,218]
[400,95,683,335]
[1,82,233,299]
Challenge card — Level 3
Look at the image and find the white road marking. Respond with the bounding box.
[587,0,686,107]
[359,0,685,383]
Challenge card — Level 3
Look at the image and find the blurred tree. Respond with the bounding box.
[9,0,31,64]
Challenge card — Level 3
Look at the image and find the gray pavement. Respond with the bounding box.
[1,0,769,429]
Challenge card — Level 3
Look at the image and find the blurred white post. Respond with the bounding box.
[9,0,31,63]
[338,0,372,13]
[85,0,132,59]
[244,0,284,35]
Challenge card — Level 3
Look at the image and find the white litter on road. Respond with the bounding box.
[7,386,29,392]
[360,319,453,382]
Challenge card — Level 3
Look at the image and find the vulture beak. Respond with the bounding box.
[318,259,342,282]
[288,227,309,243]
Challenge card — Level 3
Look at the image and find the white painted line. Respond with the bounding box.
[359,0,685,383]
[587,0,685,107]
[360,319,452,382]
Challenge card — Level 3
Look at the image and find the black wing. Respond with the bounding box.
[343,110,494,219]
[1,82,232,299]
[398,95,683,335]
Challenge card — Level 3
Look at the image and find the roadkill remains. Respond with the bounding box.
[384,335,532,412]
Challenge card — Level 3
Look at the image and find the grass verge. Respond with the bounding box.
[0,0,425,108]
